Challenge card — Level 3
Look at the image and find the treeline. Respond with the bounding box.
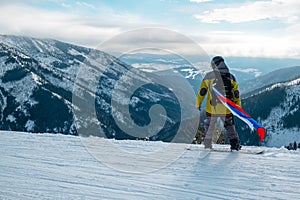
[285,141,299,151]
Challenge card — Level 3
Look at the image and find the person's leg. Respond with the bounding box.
[203,116,217,149]
[224,116,241,150]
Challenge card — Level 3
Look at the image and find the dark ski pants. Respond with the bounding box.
[203,115,239,148]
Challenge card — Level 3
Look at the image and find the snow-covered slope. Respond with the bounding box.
[1,131,300,199]
[260,78,300,147]
[238,77,300,147]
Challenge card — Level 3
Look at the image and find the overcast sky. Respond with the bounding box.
[1,0,300,58]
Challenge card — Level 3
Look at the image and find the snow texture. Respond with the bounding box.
[261,79,300,147]
[1,131,300,200]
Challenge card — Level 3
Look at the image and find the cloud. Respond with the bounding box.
[0,1,299,58]
[189,0,300,58]
[194,0,300,23]
[193,30,300,58]
[0,3,208,57]
[0,4,119,47]
[0,3,205,57]
[0,4,154,48]
[61,3,72,8]
[75,1,96,10]
[96,28,208,58]
[190,0,212,3]
[0,0,37,4]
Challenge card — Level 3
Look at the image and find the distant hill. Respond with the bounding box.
[240,66,300,95]
[120,53,271,94]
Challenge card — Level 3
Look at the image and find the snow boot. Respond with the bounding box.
[230,138,241,151]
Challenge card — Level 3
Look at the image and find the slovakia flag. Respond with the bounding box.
[212,85,265,142]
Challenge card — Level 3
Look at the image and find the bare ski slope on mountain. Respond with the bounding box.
[1,131,299,200]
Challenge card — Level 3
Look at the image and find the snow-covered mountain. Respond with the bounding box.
[0,41,75,134]
[0,35,195,142]
[240,66,300,94]
[236,76,300,147]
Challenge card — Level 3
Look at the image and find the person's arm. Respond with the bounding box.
[232,80,241,107]
[196,80,208,109]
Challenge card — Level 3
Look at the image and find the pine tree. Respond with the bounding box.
[293,141,297,150]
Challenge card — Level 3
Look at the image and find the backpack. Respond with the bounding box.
[211,72,233,106]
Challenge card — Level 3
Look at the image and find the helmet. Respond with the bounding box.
[211,56,224,69]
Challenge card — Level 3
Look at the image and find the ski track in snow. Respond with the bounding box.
[0,131,300,200]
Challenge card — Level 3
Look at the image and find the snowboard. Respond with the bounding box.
[210,148,264,155]
[185,146,264,155]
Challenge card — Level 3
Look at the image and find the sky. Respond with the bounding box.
[1,0,300,58]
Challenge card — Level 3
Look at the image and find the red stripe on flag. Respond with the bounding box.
[216,94,251,118]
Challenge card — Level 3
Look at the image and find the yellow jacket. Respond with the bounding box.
[196,71,241,115]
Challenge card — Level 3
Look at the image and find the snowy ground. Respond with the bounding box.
[1,131,300,200]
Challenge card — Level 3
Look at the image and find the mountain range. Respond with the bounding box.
[0,35,299,147]
[0,35,196,143]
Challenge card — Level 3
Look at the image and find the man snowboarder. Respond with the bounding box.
[196,56,241,150]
